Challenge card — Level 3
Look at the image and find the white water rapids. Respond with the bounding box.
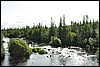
[1,38,99,66]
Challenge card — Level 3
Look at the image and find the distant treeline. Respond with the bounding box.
[1,15,99,55]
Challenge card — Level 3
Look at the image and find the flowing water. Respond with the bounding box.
[1,38,99,66]
[1,37,10,66]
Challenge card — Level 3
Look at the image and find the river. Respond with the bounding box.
[1,38,99,66]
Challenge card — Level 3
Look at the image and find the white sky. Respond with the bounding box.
[1,1,99,29]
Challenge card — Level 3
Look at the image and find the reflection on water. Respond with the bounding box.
[9,55,29,66]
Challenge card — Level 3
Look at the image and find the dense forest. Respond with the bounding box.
[1,15,99,56]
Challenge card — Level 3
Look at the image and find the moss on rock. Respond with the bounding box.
[38,49,47,54]
[32,48,47,54]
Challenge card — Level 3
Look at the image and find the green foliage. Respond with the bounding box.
[32,48,47,54]
[32,48,41,53]
[69,32,76,42]
[49,36,61,47]
[36,48,42,52]
[89,37,94,46]
[1,15,99,55]
[9,38,32,58]
[32,48,38,53]
[1,33,5,61]
[1,43,4,60]
[95,48,99,62]
[48,17,57,42]
[38,49,47,54]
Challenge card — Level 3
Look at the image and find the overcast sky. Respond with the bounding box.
[1,1,99,29]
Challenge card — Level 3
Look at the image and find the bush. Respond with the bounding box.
[32,48,47,54]
[9,38,32,59]
[32,48,42,53]
[32,48,38,53]
[36,48,41,52]
[38,49,47,54]
[49,36,62,47]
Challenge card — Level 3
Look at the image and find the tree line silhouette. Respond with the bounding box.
[1,15,99,55]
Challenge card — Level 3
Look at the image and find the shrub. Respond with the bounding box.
[36,48,41,52]
[38,49,47,54]
[9,38,32,59]
[32,48,38,53]
[49,36,62,47]
[32,48,47,54]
